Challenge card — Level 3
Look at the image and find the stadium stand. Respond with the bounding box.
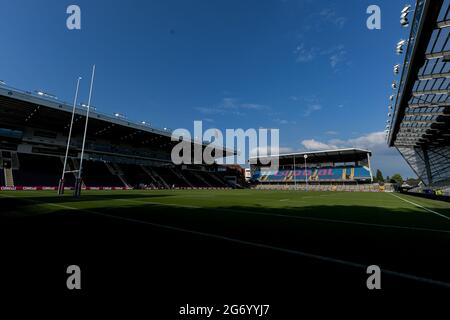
[386,0,450,199]
[81,160,124,188]
[249,148,376,190]
[254,183,392,192]
[0,85,242,190]
[254,166,371,183]
[119,163,155,188]
[12,153,71,187]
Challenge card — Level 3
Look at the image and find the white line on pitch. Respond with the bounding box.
[2,193,450,288]
[115,198,200,209]
[63,206,450,289]
[2,193,449,234]
[389,193,450,221]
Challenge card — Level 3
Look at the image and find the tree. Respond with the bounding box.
[405,178,420,186]
[375,169,384,183]
[390,173,403,185]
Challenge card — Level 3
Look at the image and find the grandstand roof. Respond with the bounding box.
[387,0,450,186]
[0,85,234,158]
[250,148,371,164]
[388,0,450,148]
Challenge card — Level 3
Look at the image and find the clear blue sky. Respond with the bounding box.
[0,0,415,178]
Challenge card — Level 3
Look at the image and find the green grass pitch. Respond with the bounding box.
[1,189,450,295]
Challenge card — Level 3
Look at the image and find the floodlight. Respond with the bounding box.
[392,81,397,89]
[400,18,409,27]
[393,64,400,74]
[389,95,394,101]
[400,8,411,27]
[35,90,58,99]
[401,4,411,14]
[396,39,407,54]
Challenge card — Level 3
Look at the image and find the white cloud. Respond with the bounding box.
[302,139,337,150]
[325,130,339,135]
[302,131,386,152]
[250,146,293,157]
[294,43,348,70]
[195,98,269,116]
[304,103,322,116]
[294,43,319,63]
[300,131,416,177]
[274,118,296,125]
[319,8,347,28]
[240,103,269,110]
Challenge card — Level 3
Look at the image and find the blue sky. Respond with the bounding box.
[0,0,415,177]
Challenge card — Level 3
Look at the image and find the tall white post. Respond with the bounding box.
[58,77,81,195]
[75,65,95,197]
[367,152,373,183]
[304,154,308,190]
[293,156,296,189]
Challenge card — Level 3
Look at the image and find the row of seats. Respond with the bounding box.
[254,183,392,192]
[252,166,372,182]
[2,153,232,189]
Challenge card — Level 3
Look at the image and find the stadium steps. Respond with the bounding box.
[10,152,20,170]
[150,167,170,189]
[192,171,211,187]
[145,166,169,189]
[70,158,86,188]
[170,168,193,188]
[4,167,14,187]
[108,163,131,188]
[140,165,162,188]
[57,157,77,187]
[209,172,228,187]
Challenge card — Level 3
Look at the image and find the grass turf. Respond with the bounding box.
[1,189,450,300]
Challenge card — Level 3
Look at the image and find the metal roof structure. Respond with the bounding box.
[387,0,450,187]
[0,85,235,161]
[250,148,371,165]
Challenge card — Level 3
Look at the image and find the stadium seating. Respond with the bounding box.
[253,166,371,183]
[203,171,229,187]
[152,166,190,188]
[353,166,372,179]
[181,170,210,188]
[81,161,125,187]
[253,183,393,192]
[13,153,73,187]
[0,168,4,186]
[5,152,238,189]
[119,163,156,188]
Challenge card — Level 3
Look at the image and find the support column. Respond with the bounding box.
[367,152,373,183]
[422,147,433,186]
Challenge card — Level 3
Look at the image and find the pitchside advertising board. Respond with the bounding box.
[0,186,131,191]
